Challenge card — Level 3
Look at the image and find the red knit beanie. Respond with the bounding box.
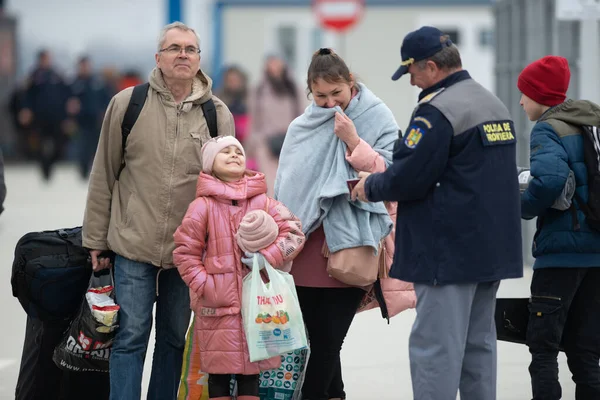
[517,56,570,107]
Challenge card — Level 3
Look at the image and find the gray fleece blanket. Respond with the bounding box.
[274,83,398,253]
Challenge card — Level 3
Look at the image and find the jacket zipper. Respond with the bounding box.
[531,295,562,301]
[159,105,182,266]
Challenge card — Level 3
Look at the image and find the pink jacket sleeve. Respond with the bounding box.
[173,198,209,298]
[345,138,388,173]
[259,199,305,271]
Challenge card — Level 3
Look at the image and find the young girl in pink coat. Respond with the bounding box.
[173,136,305,400]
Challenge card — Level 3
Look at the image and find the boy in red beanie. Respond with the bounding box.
[518,55,600,400]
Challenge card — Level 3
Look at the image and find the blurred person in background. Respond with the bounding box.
[216,65,257,169]
[18,49,71,181]
[100,66,120,99]
[8,80,33,159]
[248,54,305,194]
[0,148,5,215]
[118,69,143,91]
[68,56,112,179]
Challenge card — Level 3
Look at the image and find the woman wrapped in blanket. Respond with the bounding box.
[274,48,416,400]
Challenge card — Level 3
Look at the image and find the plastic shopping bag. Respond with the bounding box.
[178,316,210,400]
[259,347,310,400]
[52,270,118,372]
[242,255,308,362]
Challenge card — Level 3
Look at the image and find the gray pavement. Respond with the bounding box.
[0,164,577,399]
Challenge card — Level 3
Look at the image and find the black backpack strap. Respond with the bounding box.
[118,83,150,179]
[201,98,218,138]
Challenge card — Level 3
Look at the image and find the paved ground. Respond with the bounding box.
[0,164,577,399]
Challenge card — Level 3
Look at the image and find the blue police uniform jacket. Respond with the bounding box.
[522,99,600,269]
[366,71,523,284]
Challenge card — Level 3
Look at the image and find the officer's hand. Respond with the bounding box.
[91,250,112,271]
[351,171,371,202]
[334,111,360,151]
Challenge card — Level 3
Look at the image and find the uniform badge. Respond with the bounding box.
[405,126,423,149]
[478,120,516,146]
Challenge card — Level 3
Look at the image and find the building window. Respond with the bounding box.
[479,28,494,48]
[440,28,460,45]
[277,25,297,69]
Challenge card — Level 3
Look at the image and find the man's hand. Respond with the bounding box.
[66,97,81,116]
[18,109,33,126]
[90,250,112,271]
[351,171,372,202]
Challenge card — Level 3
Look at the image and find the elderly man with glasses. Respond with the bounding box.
[82,21,235,399]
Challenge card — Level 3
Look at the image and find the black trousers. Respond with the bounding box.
[36,120,63,181]
[296,286,365,400]
[208,373,259,398]
[527,267,600,400]
[15,316,110,400]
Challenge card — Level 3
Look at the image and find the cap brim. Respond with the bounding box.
[391,65,408,81]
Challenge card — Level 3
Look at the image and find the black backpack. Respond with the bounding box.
[117,82,219,178]
[11,227,92,321]
[11,85,219,321]
[574,125,600,232]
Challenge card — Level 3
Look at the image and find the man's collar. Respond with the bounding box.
[419,70,471,101]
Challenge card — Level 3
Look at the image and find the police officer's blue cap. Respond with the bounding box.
[391,26,453,81]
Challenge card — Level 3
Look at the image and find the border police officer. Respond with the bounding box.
[352,26,523,400]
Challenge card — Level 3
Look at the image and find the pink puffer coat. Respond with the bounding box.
[173,171,305,374]
[345,139,417,317]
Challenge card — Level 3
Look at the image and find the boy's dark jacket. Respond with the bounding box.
[522,99,600,268]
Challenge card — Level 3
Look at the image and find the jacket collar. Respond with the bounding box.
[418,70,471,101]
[196,171,268,201]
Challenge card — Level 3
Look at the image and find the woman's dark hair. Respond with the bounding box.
[306,48,354,95]
[258,56,298,100]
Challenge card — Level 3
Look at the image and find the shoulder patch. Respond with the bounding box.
[404,125,424,149]
[418,87,446,105]
[478,120,516,146]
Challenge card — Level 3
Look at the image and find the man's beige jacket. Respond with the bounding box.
[82,68,234,267]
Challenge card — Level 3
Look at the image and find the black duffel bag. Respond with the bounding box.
[11,227,92,321]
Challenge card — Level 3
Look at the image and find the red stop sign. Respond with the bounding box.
[312,0,365,33]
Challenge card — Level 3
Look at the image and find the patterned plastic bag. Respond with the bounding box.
[259,348,309,400]
[178,317,209,400]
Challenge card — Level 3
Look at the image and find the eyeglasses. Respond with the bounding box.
[159,45,201,56]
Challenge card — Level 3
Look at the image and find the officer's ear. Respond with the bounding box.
[425,60,439,73]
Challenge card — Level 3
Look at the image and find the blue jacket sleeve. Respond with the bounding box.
[365,104,452,203]
[521,122,570,219]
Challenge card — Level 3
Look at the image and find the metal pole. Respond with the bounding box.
[337,32,346,58]
[578,7,600,104]
[167,0,182,24]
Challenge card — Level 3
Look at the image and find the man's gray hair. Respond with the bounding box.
[158,21,201,51]
[416,35,462,71]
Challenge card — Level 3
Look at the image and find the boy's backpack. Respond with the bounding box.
[574,125,600,232]
[117,82,219,178]
[11,227,93,321]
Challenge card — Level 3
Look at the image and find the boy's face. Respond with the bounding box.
[520,93,545,121]
[212,145,246,182]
